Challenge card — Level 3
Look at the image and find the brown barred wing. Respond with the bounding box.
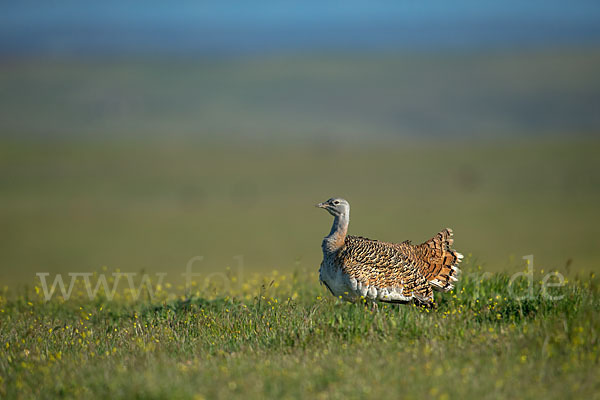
[335,236,434,303]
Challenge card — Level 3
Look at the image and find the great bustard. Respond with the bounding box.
[316,197,462,307]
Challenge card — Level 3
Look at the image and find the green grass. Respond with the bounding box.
[1,263,599,399]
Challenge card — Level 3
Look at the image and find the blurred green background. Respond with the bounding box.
[1,2,600,285]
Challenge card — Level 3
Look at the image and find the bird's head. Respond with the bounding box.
[315,197,350,218]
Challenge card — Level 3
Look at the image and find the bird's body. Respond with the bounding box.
[316,198,462,306]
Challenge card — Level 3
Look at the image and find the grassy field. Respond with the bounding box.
[1,138,598,399]
[1,262,599,399]
[1,50,599,398]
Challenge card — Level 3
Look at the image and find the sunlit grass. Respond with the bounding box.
[1,263,598,399]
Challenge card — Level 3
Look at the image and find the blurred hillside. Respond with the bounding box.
[1,49,600,142]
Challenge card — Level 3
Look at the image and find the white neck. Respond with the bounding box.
[322,212,349,254]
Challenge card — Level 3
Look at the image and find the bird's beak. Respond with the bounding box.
[315,202,328,209]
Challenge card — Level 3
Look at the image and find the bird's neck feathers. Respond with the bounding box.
[323,213,349,254]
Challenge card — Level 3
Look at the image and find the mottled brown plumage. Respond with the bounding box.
[317,197,462,306]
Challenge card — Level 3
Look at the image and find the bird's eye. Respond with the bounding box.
[333,201,340,205]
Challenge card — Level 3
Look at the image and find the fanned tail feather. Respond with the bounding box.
[419,228,463,292]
